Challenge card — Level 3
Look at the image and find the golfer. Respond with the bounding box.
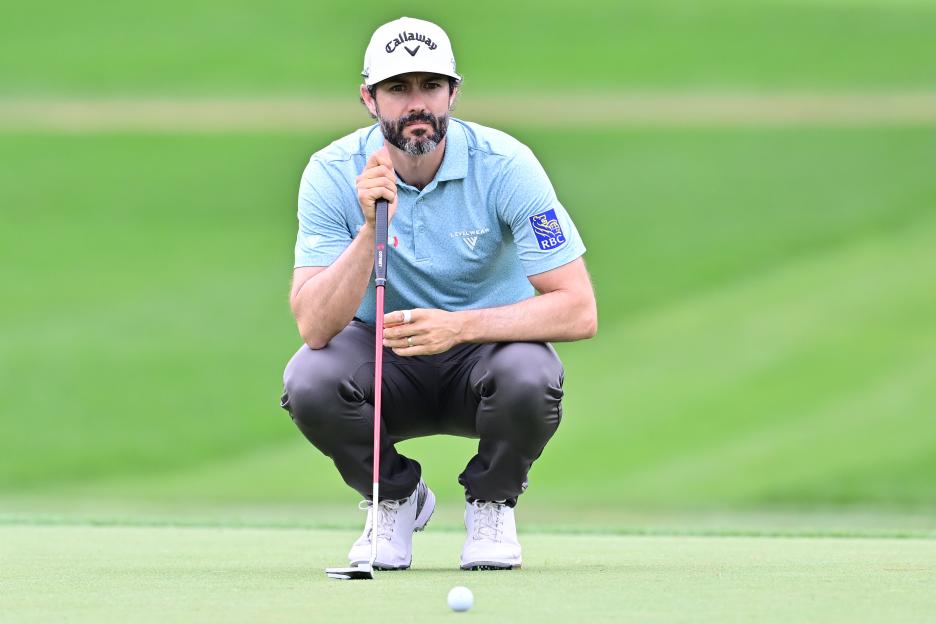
[281,16,597,571]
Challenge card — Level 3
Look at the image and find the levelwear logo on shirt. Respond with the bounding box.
[529,210,566,250]
[449,227,491,252]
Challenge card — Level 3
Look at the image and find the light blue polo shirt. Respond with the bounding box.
[294,117,586,324]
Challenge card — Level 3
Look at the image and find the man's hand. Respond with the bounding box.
[356,145,398,226]
[383,308,464,356]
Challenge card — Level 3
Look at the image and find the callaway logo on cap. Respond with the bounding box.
[362,17,462,86]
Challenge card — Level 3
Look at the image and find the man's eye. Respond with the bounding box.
[390,85,405,92]
[425,82,441,89]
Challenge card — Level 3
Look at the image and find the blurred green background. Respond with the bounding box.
[2,0,935,533]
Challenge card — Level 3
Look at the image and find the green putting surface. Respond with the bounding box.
[3,523,934,623]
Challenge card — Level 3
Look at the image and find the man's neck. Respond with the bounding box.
[388,138,447,190]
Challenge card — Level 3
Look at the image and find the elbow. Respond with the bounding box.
[556,290,597,341]
[290,280,337,350]
[579,309,598,339]
[577,296,598,340]
[303,336,329,350]
[297,320,331,350]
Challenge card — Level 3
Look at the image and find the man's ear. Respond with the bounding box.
[361,83,378,117]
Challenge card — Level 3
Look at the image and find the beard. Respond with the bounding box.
[378,110,448,156]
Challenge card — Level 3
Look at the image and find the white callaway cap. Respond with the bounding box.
[362,16,461,87]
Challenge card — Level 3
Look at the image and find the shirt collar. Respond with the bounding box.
[363,117,469,186]
[435,118,468,182]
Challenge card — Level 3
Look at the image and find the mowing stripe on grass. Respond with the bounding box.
[3,92,936,131]
[1,512,934,540]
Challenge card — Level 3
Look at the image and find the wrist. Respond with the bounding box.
[455,309,479,343]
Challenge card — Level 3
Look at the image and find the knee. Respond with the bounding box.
[487,342,563,392]
[475,343,564,441]
[282,347,365,428]
[481,342,564,404]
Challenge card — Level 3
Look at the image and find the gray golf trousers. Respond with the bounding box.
[280,320,564,505]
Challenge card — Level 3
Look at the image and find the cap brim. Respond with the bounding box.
[363,69,462,87]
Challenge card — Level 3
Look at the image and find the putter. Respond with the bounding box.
[324,197,390,581]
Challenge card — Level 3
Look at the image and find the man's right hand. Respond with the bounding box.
[356,145,398,227]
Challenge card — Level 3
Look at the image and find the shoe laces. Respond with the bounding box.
[470,501,505,542]
[358,498,402,541]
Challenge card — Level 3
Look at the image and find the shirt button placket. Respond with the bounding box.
[413,198,429,261]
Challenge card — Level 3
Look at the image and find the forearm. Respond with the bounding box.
[456,288,597,344]
[292,225,376,348]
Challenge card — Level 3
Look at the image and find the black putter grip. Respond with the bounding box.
[374,198,389,286]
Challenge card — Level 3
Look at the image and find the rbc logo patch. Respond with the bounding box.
[529,209,566,250]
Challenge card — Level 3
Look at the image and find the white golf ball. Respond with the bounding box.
[447,586,474,612]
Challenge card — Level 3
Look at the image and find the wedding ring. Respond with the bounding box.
[402,309,412,324]
[407,336,414,347]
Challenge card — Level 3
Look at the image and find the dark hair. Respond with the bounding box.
[360,77,460,119]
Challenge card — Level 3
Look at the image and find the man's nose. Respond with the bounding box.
[405,89,428,113]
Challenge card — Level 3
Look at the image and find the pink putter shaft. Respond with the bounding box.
[372,286,384,529]
[370,198,390,568]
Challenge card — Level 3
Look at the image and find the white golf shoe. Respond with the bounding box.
[460,500,522,570]
[348,480,435,570]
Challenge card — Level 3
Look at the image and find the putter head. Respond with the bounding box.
[324,563,374,580]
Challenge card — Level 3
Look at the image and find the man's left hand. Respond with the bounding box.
[383,308,464,356]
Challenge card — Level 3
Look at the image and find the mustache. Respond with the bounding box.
[394,111,441,133]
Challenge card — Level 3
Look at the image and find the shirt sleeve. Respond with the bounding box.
[294,158,355,268]
[495,145,586,276]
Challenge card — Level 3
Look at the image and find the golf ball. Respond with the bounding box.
[447,586,473,612]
